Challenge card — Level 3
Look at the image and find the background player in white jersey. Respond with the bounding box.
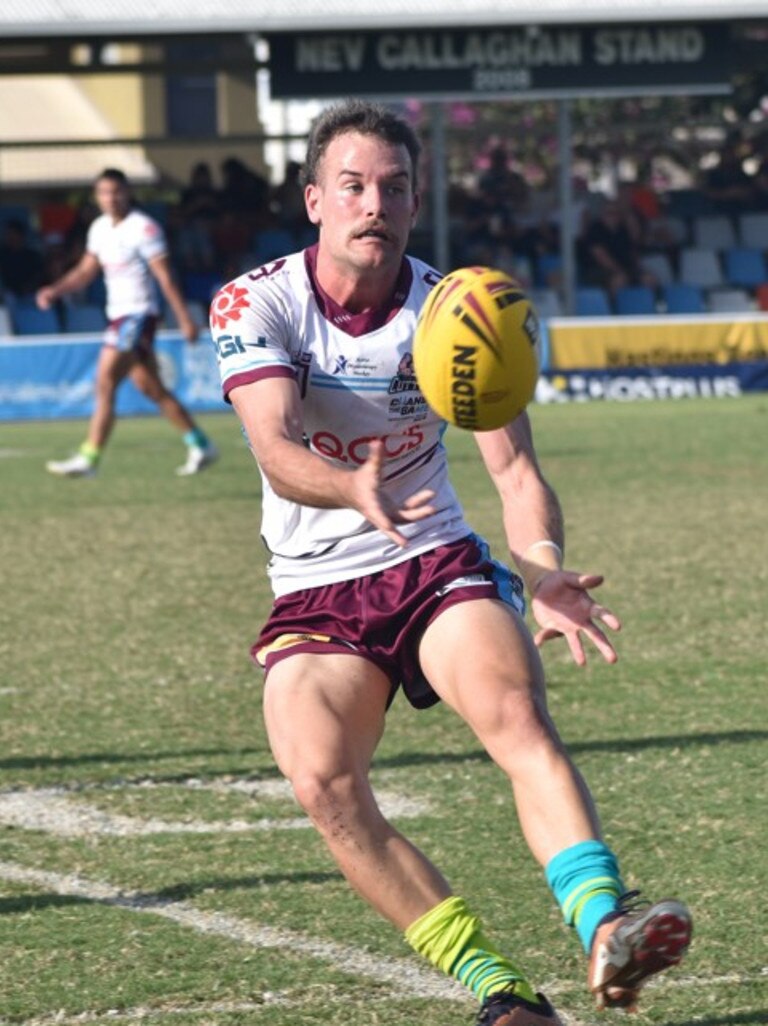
[212,100,691,1026]
[38,168,218,478]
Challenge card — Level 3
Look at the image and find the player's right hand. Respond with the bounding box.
[36,287,56,310]
[352,439,436,548]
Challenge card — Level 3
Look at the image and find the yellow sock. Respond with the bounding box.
[79,441,101,465]
[405,896,539,1004]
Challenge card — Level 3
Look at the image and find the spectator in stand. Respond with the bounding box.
[0,219,45,299]
[180,161,221,222]
[478,144,530,218]
[271,159,310,241]
[174,161,220,273]
[577,197,657,299]
[701,132,755,216]
[219,157,270,225]
[750,133,768,211]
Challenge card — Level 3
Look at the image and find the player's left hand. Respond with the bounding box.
[530,571,621,666]
[180,318,199,344]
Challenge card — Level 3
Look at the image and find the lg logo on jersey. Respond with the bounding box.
[312,424,425,464]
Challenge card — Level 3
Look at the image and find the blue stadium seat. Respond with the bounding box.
[663,283,706,314]
[11,305,61,335]
[535,253,562,288]
[253,228,295,265]
[723,247,768,289]
[182,270,223,304]
[614,286,657,315]
[574,287,612,316]
[65,304,107,333]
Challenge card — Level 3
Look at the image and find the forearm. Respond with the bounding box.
[254,433,357,510]
[47,264,97,299]
[502,473,565,595]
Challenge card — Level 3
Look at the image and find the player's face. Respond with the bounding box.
[94,178,131,220]
[305,131,419,278]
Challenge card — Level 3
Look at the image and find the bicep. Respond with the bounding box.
[229,376,304,466]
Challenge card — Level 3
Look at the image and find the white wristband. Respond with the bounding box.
[523,540,563,560]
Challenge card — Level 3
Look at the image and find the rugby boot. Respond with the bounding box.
[588,892,692,1011]
[475,990,564,1026]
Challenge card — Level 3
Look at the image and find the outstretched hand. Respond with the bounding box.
[530,571,621,666]
[351,439,436,548]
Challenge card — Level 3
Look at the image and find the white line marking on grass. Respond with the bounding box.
[0,860,469,1004]
[0,994,358,1026]
[0,787,429,837]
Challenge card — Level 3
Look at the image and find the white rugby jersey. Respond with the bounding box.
[212,246,472,597]
[87,210,166,320]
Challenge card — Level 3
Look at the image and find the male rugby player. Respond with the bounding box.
[210,99,691,1026]
[38,168,218,477]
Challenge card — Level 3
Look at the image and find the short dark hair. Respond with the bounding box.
[303,99,421,190]
[95,168,130,188]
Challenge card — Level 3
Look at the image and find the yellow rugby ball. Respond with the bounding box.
[413,266,540,431]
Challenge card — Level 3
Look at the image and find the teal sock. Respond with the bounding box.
[183,428,208,449]
[545,840,624,953]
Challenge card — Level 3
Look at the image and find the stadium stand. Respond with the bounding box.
[614,285,657,315]
[679,248,726,290]
[707,288,754,313]
[663,283,707,314]
[63,304,108,333]
[10,305,61,335]
[575,287,612,316]
[723,247,768,289]
[692,215,738,250]
[737,212,768,250]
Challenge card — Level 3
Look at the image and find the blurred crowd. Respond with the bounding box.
[3,129,768,317]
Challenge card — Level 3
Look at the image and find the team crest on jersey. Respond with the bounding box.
[387,353,419,394]
[210,282,250,331]
[388,352,429,420]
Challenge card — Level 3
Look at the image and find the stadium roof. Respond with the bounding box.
[0,0,762,36]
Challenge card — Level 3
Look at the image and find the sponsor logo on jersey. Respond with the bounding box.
[211,282,250,330]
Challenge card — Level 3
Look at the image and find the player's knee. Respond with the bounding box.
[291,767,367,825]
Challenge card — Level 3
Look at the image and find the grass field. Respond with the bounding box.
[1,398,766,1026]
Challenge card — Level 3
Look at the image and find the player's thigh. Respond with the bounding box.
[263,652,391,782]
[129,352,167,400]
[419,598,547,733]
[95,345,135,391]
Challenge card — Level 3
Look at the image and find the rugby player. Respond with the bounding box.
[211,99,691,1025]
[38,168,218,477]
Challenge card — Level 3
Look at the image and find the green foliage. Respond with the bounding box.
[0,400,766,1025]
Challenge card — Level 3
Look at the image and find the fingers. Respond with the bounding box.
[590,604,622,633]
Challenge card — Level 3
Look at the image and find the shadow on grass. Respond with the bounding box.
[374,728,768,771]
[143,870,342,904]
[1,729,765,779]
[0,871,342,917]
[0,893,91,915]
[0,746,272,774]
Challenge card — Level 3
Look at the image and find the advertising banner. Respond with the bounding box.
[0,332,226,422]
[267,22,731,100]
[547,314,768,370]
[536,361,768,403]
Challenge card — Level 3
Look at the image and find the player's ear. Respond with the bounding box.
[305,183,321,226]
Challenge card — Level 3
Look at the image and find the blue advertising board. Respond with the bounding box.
[0,332,227,421]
